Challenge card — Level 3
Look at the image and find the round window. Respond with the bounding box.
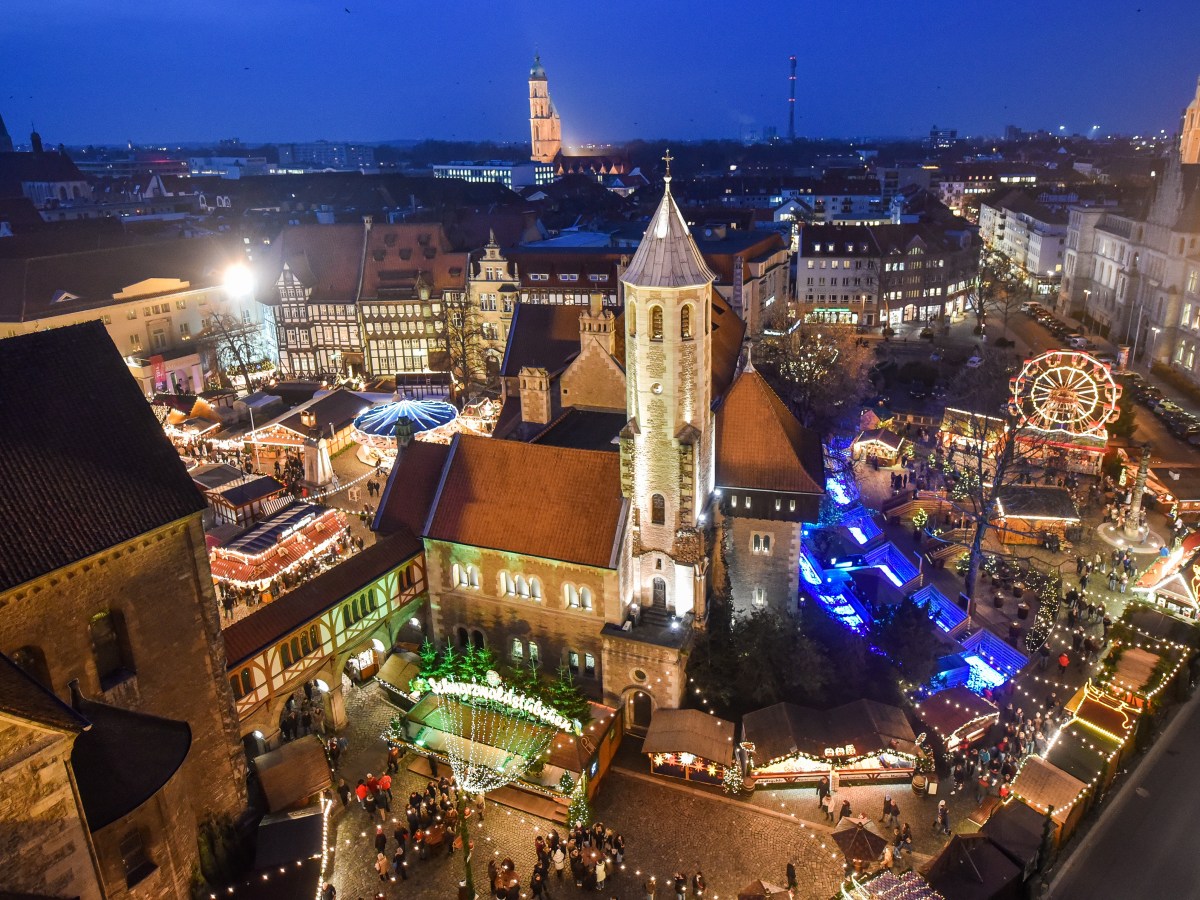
[633,669,647,683]
[651,383,663,394]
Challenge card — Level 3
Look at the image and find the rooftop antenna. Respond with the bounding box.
[788,56,797,141]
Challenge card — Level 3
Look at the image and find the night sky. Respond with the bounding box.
[3,0,1198,146]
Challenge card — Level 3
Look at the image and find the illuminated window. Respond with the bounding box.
[651,494,665,525]
[564,583,579,607]
[568,650,580,674]
[584,653,596,677]
[681,305,693,340]
[530,577,542,601]
[579,586,593,610]
[528,642,540,666]
[511,638,524,661]
[752,587,767,608]
[650,306,663,341]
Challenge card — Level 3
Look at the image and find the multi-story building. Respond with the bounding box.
[934,165,1040,220]
[433,161,554,189]
[0,236,273,393]
[277,141,376,170]
[0,322,245,899]
[266,219,468,380]
[795,222,979,326]
[979,189,1068,293]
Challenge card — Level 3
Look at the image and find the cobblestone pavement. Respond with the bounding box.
[327,683,848,900]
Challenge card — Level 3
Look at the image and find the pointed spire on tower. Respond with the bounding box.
[621,150,714,289]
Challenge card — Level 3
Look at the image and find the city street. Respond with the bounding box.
[1049,688,1200,898]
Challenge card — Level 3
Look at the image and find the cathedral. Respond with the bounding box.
[527,55,629,178]
[377,163,824,729]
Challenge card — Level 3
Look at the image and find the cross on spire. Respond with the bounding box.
[662,148,674,183]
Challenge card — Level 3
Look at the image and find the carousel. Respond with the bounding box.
[351,395,501,466]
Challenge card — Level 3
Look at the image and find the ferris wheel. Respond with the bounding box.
[1009,349,1122,436]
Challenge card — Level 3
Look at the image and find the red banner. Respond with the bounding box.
[151,354,167,390]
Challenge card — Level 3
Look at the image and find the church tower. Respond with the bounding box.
[529,54,561,163]
[1182,75,1200,165]
[619,153,715,622]
[0,112,12,153]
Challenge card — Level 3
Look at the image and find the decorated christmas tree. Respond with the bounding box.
[722,763,745,796]
[568,772,593,827]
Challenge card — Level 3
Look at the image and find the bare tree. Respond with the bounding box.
[440,292,488,404]
[197,311,262,391]
[941,348,1051,606]
[969,251,1028,342]
[757,322,873,434]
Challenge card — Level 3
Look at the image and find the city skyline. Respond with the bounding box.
[2,0,1198,145]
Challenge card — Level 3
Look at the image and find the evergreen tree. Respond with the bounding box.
[433,645,459,680]
[419,638,438,673]
[568,773,593,827]
[558,771,576,796]
[546,664,592,723]
[722,764,745,796]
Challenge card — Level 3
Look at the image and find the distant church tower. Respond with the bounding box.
[1182,76,1200,165]
[620,152,715,622]
[529,54,561,163]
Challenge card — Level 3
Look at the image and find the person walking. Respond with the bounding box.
[692,870,706,899]
[935,800,951,836]
[392,843,408,881]
[816,774,830,808]
[374,851,389,882]
[674,872,687,900]
[596,857,608,893]
[1058,651,1070,674]
[837,799,852,825]
[820,793,834,822]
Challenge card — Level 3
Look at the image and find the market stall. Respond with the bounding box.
[208,502,349,589]
[743,699,917,786]
[1008,757,1087,845]
[990,485,1080,546]
[253,737,332,813]
[913,686,999,752]
[852,428,906,467]
[642,708,736,785]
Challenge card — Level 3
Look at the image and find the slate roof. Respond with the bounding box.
[715,366,825,494]
[274,389,375,438]
[70,687,192,830]
[0,235,242,323]
[0,322,207,594]
[373,440,452,539]
[622,182,715,288]
[500,303,585,379]
[223,529,422,665]
[425,434,625,568]
[530,409,625,452]
[0,652,88,733]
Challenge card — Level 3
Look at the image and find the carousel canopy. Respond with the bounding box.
[352,397,458,440]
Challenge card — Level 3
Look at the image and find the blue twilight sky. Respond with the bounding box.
[1,0,1198,146]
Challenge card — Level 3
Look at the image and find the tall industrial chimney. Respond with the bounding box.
[788,56,797,141]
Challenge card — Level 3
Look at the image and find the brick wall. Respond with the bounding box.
[0,515,247,899]
[0,721,102,900]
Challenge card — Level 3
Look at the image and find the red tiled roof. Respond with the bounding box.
[222,530,422,665]
[360,224,467,297]
[272,224,364,304]
[715,367,824,494]
[374,441,452,537]
[426,434,625,568]
[0,322,207,594]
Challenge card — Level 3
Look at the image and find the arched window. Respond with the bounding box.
[451,563,463,587]
[564,583,579,608]
[300,632,311,656]
[10,645,51,688]
[470,630,484,648]
[457,627,469,648]
[650,306,663,341]
[530,577,542,601]
[468,566,481,589]
[501,571,515,596]
[628,301,636,337]
[290,638,302,661]
[90,610,133,690]
[681,305,693,340]
[229,675,242,699]
[651,493,665,525]
[515,576,529,599]
[763,534,772,553]
[310,625,320,650]
[240,669,254,696]
[579,586,593,611]
[280,642,293,668]
[753,534,762,552]
[343,605,354,630]
[511,638,524,661]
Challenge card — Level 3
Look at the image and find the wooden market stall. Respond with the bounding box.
[253,737,332,813]
[642,708,736,785]
[743,699,917,787]
[1008,757,1087,846]
[852,428,906,467]
[913,686,999,752]
[990,485,1080,546]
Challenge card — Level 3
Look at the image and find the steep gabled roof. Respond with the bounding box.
[373,440,452,538]
[715,366,824,494]
[270,223,364,305]
[0,652,88,733]
[425,434,625,569]
[622,181,715,288]
[0,322,207,594]
[500,303,584,378]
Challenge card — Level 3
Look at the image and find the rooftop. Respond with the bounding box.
[622,181,715,289]
[0,321,207,594]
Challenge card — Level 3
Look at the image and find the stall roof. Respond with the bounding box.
[376,653,420,695]
[643,708,736,767]
[191,462,246,492]
[914,687,998,740]
[854,428,904,452]
[1110,647,1163,696]
[980,800,1045,873]
[254,737,332,812]
[1067,685,1139,741]
[742,699,917,764]
[213,475,287,508]
[1044,724,1119,787]
[254,805,326,870]
[275,388,374,438]
[221,502,327,556]
[921,833,1022,900]
[994,485,1080,522]
[1011,757,1086,823]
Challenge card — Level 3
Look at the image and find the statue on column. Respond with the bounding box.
[1124,443,1152,542]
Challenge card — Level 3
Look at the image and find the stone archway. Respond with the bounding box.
[622,687,655,734]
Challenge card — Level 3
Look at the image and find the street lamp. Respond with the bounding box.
[218,264,257,392]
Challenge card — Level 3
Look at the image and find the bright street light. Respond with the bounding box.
[224,263,255,297]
